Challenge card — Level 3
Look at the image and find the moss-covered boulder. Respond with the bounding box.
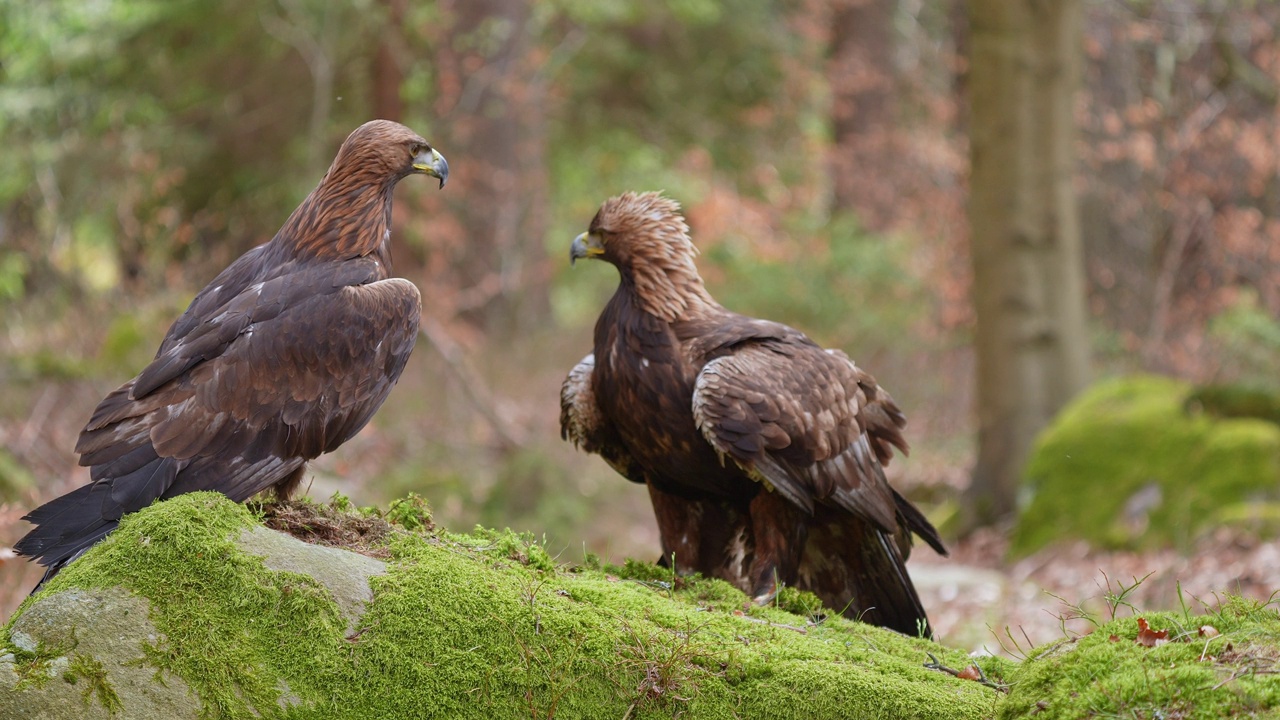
[1,493,1002,719]
[9,492,1280,718]
[1012,375,1280,556]
[998,600,1280,719]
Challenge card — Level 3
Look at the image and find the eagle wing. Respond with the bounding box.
[17,262,420,568]
[560,353,645,484]
[691,339,946,635]
[691,340,901,531]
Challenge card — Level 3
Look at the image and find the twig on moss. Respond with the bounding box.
[923,653,1009,694]
[1208,666,1279,692]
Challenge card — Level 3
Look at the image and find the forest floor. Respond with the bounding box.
[910,526,1280,655]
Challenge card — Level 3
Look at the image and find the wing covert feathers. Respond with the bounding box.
[560,353,599,450]
[692,344,899,532]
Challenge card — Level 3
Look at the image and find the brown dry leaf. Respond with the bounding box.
[1135,617,1169,647]
[957,666,983,681]
[1198,625,1220,638]
[605,575,619,583]
[1109,634,1120,642]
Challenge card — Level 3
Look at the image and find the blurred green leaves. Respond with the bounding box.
[1209,290,1280,390]
[547,0,809,203]
[704,215,926,354]
[0,0,384,302]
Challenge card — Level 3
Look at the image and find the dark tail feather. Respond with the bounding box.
[16,482,116,559]
[16,452,177,595]
[893,489,947,556]
[21,521,120,593]
[16,481,122,593]
[852,530,933,639]
[798,511,935,639]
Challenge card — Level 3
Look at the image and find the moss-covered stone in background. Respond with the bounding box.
[1013,375,1280,556]
[1186,383,1280,426]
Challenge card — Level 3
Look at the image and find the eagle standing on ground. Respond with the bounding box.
[560,191,946,636]
[16,120,448,588]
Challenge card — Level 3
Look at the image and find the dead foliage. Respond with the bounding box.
[256,499,396,559]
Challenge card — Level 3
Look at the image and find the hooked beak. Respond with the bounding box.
[413,147,449,188]
[570,232,605,266]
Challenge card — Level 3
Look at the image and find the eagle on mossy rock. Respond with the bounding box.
[560,191,946,637]
[16,120,448,589]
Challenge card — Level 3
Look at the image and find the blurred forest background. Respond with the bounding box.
[2,0,1280,647]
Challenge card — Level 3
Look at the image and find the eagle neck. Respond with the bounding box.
[275,173,400,268]
[618,261,718,324]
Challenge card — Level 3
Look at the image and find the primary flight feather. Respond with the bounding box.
[17,120,448,588]
[561,191,945,636]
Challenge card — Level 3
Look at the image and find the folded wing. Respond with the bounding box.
[17,266,420,573]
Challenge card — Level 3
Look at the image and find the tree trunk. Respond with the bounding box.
[371,0,406,121]
[433,0,549,332]
[827,0,897,229]
[962,0,1090,527]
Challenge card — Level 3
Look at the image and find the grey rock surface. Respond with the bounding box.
[0,587,200,719]
[237,526,386,633]
[1,526,387,718]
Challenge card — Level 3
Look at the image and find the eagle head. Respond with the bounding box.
[570,191,697,267]
[329,120,449,189]
[571,191,716,321]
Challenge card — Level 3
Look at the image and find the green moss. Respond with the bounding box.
[8,638,66,691]
[611,557,676,583]
[21,493,349,719]
[773,587,827,619]
[3,493,999,719]
[445,525,557,572]
[1013,375,1280,556]
[1187,383,1280,425]
[999,602,1280,719]
[382,492,432,531]
[65,653,123,713]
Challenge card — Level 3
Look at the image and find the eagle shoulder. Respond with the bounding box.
[559,352,647,484]
[560,353,601,450]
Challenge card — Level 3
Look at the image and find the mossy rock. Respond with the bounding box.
[998,599,1280,719]
[1012,375,1280,556]
[1,493,1001,719]
[9,493,1280,718]
[1186,383,1280,426]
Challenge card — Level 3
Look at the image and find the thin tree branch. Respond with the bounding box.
[418,314,526,452]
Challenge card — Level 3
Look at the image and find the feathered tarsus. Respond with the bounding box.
[16,120,448,589]
[561,191,946,637]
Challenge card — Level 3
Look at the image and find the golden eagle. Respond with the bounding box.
[560,191,945,636]
[16,120,448,587]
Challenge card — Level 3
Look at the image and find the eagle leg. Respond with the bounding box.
[647,483,704,576]
[746,490,807,604]
[271,464,308,501]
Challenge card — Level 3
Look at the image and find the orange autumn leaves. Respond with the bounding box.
[1107,617,1220,650]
